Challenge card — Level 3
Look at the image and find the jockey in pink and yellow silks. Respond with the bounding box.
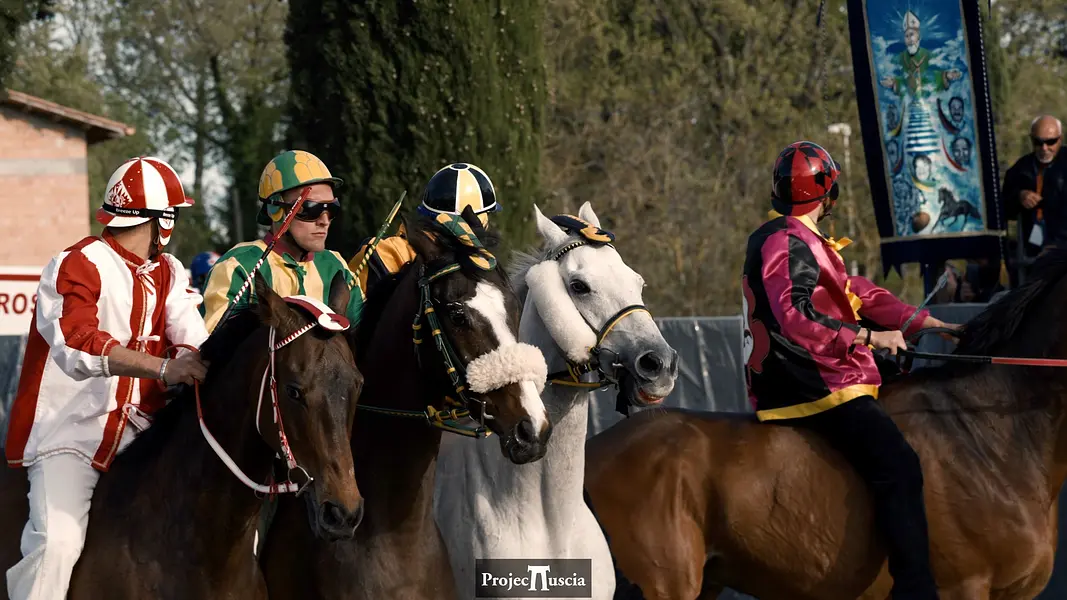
[742,141,960,600]
[5,156,210,600]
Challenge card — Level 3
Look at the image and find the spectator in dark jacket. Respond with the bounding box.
[1003,115,1067,257]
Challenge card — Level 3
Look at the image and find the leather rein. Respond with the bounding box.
[892,327,1067,371]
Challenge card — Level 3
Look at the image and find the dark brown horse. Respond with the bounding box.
[261,209,552,599]
[0,273,364,599]
[585,249,1067,600]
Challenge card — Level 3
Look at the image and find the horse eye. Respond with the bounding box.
[569,280,591,294]
[285,384,305,404]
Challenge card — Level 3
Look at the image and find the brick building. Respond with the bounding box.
[0,90,134,268]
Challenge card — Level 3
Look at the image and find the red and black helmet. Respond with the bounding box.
[770,141,842,217]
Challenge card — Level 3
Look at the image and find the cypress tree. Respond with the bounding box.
[285,0,546,257]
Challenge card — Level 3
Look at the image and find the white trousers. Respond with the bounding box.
[5,453,101,600]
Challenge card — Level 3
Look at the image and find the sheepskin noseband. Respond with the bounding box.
[465,342,548,395]
[525,261,597,364]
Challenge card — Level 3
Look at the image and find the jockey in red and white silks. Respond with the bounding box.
[4,156,210,600]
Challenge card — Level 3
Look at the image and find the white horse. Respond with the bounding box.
[433,202,679,599]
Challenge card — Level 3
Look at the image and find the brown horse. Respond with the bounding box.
[260,209,552,599]
[0,273,364,599]
[585,249,1067,600]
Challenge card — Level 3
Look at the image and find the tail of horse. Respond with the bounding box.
[583,487,646,600]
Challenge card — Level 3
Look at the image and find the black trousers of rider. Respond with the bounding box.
[785,395,939,600]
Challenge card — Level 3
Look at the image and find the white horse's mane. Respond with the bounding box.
[507,237,581,303]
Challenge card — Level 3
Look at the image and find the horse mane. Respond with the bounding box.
[896,249,1067,474]
[352,263,411,363]
[351,212,509,361]
[954,248,1067,356]
[508,235,581,303]
[110,308,265,467]
[409,212,505,284]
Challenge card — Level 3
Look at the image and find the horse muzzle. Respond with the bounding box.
[306,494,364,542]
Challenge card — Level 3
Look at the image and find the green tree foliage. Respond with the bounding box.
[98,0,289,253]
[285,0,546,257]
[540,0,883,315]
[0,0,53,87]
[5,2,153,239]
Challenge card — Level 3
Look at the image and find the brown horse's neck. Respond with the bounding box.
[352,268,444,539]
[98,327,275,568]
[888,365,1067,507]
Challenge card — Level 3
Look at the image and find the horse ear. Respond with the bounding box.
[533,204,568,247]
[577,201,601,229]
[328,271,351,317]
[254,271,289,326]
[404,213,445,262]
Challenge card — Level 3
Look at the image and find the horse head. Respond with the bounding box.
[251,271,364,540]
[519,201,678,407]
[401,206,552,464]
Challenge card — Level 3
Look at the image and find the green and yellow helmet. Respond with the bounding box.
[257,150,343,224]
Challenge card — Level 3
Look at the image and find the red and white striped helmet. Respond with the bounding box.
[96,156,193,247]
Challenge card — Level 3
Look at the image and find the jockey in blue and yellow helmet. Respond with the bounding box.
[349,162,500,292]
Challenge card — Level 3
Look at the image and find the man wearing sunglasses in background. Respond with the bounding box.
[201,150,364,332]
[1004,115,1067,278]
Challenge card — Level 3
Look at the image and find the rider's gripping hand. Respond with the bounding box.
[868,330,907,356]
[164,352,210,386]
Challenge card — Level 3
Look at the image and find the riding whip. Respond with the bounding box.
[215,186,313,328]
[900,268,951,333]
[350,190,407,283]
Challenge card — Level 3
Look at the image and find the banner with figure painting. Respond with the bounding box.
[846,0,1006,276]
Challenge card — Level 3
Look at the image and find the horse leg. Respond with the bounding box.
[610,523,705,600]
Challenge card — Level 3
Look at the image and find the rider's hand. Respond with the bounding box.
[921,317,963,341]
[869,330,907,355]
[163,353,209,386]
[1021,190,1043,210]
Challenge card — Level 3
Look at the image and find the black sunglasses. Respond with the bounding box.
[271,199,342,222]
[1032,136,1060,147]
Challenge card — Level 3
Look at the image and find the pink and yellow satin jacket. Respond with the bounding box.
[741,213,929,421]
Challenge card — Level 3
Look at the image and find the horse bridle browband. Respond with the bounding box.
[543,237,651,391]
[356,261,494,438]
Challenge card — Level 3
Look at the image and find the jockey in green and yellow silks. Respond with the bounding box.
[349,162,500,292]
[202,150,364,332]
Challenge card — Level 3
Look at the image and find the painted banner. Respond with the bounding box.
[0,267,41,337]
[847,0,1006,275]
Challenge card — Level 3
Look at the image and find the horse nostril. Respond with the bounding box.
[514,418,538,445]
[669,349,680,375]
[637,351,664,377]
[319,500,349,531]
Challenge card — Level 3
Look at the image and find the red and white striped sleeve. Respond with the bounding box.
[161,254,210,350]
[34,244,120,380]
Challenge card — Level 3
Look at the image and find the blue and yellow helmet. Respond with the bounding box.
[418,163,501,222]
